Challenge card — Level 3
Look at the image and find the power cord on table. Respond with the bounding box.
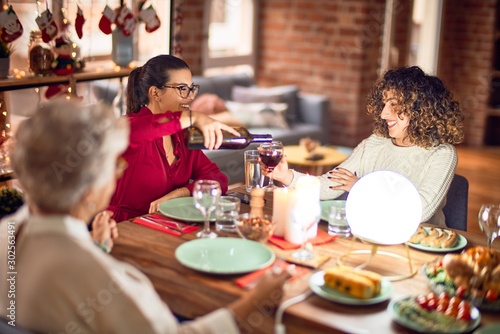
[274,290,313,334]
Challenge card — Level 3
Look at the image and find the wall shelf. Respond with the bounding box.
[0,61,133,92]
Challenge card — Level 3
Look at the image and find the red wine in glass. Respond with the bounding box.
[258,140,284,191]
[259,150,283,170]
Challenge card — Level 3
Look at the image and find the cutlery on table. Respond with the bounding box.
[139,217,185,233]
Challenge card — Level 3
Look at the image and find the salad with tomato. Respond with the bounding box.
[424,259,500,311]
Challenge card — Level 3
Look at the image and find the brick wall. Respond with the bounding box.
[178,0,204,76]
[439,0,496,146]
[180,0,497,147]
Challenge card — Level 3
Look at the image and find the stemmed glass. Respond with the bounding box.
[478,204,500,249]
[290,202,321,261]
[193,180,221,239]
[258,140,284,192]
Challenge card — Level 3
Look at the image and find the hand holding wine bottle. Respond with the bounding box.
[186,126,272,150]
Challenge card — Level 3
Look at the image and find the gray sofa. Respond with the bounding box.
[92,73,330,184]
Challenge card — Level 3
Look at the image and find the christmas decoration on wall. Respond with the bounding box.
[172,0,184,58]
[0,5,24,44]
[35,2,58,43]
[99,1,138,37]
[99,5,116,35]
[138,1,161,33]
[75,6,85,39]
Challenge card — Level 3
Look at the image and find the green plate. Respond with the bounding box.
[390,296,481,333]
[159,197,216,222]
[408,227,467,253]
[309,270,393,305]
[175,238,275,274]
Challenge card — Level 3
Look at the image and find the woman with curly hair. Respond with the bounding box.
[268,66,464,226]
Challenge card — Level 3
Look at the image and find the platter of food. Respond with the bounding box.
[309,266,392,305]
[390,295,480,333]
[423,246,500,311]
[408,226,467,252]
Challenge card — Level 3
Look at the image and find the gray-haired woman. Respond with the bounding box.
[0,99,290,334]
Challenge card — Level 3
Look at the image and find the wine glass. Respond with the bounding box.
[478,204,500,249]
[290,201,321,261]
[193,180,221,239]
[258,140,284,192]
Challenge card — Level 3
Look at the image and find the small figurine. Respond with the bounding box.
[51,37,80,75]
[45,37,82,100]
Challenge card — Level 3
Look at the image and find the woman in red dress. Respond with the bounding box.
[108,55,238,222]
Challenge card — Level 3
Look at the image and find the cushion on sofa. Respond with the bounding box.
[224,101,289,129]
[231,85,300,125]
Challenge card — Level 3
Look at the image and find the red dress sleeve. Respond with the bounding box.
[127,108,182,151]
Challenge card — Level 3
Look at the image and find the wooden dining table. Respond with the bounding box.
[111,185,500,334]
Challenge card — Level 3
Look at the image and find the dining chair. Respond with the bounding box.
[442,174,469,231]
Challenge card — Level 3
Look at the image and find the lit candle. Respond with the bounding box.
[273,187,295,237]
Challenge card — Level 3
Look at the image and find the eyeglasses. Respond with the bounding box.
[115,157,128,179]
[161,84,200,99]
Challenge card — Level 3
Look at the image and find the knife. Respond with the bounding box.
[139,217,184,234]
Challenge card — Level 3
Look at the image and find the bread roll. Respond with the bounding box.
[409,226,428,244]
[428,229,446,248]
[324,266,382,299]
[440,230,459,248]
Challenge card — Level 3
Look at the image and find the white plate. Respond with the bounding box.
[175,238,275,274]
[159,197,216,222]
[390,296,481,333]
[309,270,393,305]
[407,227,467,252]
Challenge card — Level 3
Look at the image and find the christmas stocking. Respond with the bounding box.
[140,5,161,33]
[0,6,24,43]
[75,6,85,39]
[117,6,137,36]
[35,9,58,43]
[99,5,116,35]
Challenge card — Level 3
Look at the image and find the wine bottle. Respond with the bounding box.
[185,126,272,150]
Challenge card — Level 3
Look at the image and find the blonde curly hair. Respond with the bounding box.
[366,66,464,148]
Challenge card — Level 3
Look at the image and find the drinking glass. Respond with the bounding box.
[193,180,221,239]
[478,204,500,249]
[244,150,262,192]
[215,196,241,233]
[290,202,321,261]
[258,140,284,192]
[328,200,351,237]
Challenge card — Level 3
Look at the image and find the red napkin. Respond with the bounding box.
[268,230,338,250]
[132,214,199,237]
[235,261,310,289]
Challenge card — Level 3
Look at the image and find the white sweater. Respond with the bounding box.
[290,134,457,227]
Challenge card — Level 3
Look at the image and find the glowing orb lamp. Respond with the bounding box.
[346,170,422,245]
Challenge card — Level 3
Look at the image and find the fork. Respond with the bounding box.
[146,216,191,230]
[140,217,187,232]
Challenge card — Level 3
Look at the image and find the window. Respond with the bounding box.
[7,0,171,69]
[202,0,257,76]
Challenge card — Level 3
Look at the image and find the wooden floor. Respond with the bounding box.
[455,146,500,234]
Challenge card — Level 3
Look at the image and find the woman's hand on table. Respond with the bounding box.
[192,114,240,150]
[149,187,190,213]
[328,167,358,192]
[90,210,117,252]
